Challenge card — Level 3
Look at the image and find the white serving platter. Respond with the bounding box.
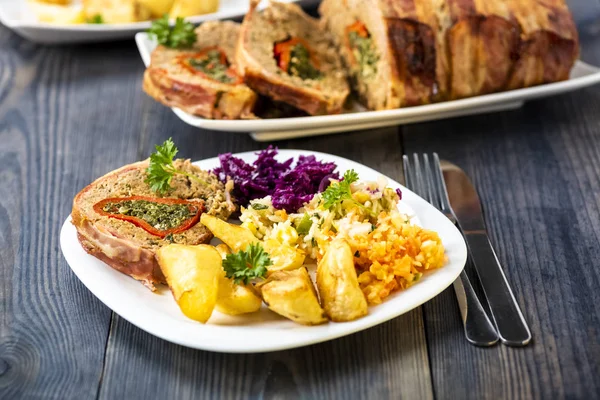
[135,32,600,141]
[60,150,467,353]
[0,0,317,44]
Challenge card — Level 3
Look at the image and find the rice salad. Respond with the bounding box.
[239,172,446,304]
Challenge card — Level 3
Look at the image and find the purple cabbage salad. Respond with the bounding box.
[213,146,339,212]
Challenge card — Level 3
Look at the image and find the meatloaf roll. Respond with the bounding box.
[72,160,235,291]
[320,0,442,109]
[143,21,258,119]
[237,0,350,116]
[506,0,579,89]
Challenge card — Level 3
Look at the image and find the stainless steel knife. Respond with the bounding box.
[442,161,532,346]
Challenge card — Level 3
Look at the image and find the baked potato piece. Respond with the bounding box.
[200,214,258,253]
[216,278,262,316]
[138,0,173,17]
[263,239,305,272]
[256,268,327,325]
[317,239,368,322]
[169,0,219,18]
[212,243,262,315]
[156,244,222,323]
[82,0,151,23]
[28,1,85,24]
[36,0,71,4]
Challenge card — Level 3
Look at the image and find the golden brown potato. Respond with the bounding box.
[169,0,219,18]
[156,244,222,323]
[82,0,151,23]
[200,214,258,253]
[256,268,327,325]
[263,239,305,273]
[317,239,368,322]
[36,0,71,4]
[214,243,231,259]
[216,278,262,316]
[138,0,173,17]
[28,1,85,24]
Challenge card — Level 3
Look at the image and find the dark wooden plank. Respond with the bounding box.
[0,29,155,399]
[98,124,434,400]
[402,75,600,398]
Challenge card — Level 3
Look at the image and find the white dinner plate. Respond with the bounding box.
[135,32,600,141]
[60,149,467,353]
[0,0,317,44]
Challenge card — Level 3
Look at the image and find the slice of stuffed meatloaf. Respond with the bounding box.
[236,0,350,116]
[143,21,258,119]
[72,159,235,291]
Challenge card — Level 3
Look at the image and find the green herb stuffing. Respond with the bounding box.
[145,138,208,194]
[288,44,322,80]
[223,243,272,285]
[147,15,196,49]
[348,31,379,78]
[102,200,193,231]
[189,50,233,83]
[87,14,103,24]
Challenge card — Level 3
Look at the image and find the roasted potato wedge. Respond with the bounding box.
[263,239,305,272]
[28,1,85,24]
[216,279,262,316]
[169,0,219,18]
[156,244,222,323]
[214,243,231,259]
[201,214,258,252]
[138,0,173,17]
[82,0,151,23]
[317,239,368,322]
[256,268,327,325]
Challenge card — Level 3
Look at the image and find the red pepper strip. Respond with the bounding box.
[93,196,203,238]
[180,46,243,85]
[345,21,370,66]
[273,37,320,72]
[346,21,369,38]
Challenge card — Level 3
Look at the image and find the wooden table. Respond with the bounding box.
[1,15,600,400]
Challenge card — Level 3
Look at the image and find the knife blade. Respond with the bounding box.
[442,161,532,346]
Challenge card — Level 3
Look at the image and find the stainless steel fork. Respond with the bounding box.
[403,153,499,346]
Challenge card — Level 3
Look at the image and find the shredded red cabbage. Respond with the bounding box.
[213,147,338,212]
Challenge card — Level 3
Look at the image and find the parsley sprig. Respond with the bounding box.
[147,15,196,49]
[145,138,207,194]
[87,14,103,24]
[223,243,272,285]
[321,169,375,216]
[322,169,359,209]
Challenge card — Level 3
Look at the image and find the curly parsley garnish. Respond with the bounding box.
[223,243,272,285]
[147,15,196,49]
[145,138,207,194]
[322,169,359,209]
[321,169,375,216]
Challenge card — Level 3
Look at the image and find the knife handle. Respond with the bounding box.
[464,232,532,346]
[455,270,499,346]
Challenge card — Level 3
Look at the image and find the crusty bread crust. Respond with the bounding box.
[72,160,234,290]
[237,0,349,116]
[143,21,258,119]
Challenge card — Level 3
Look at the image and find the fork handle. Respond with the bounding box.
[454,270,499,346]
[464,232,532,346]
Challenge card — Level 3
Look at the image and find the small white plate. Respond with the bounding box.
[135,32,600,141]
[60,150,467,353]
[0,0,316,44]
